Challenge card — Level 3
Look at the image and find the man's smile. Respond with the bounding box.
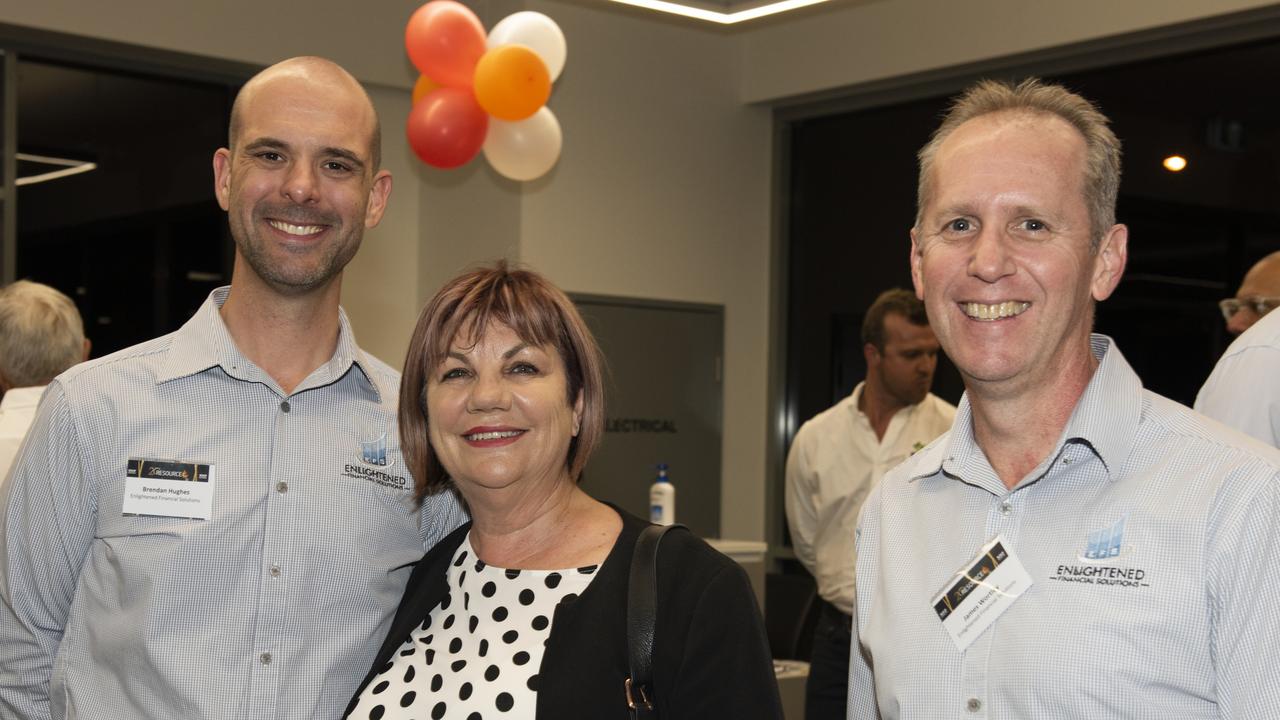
[960,301,1030,321]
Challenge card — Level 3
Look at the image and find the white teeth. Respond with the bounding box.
[963,301,1030,321]
[268,220,324,236]
[466,430,523,441]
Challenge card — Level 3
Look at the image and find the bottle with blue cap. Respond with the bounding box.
[649,463,676,525]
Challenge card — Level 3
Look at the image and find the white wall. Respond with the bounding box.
[519,0,772,539]
[0,0,423,88]
[741,0,1280,103]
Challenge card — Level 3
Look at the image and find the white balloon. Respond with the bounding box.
[483,107,562,182]
[487,11,567,82]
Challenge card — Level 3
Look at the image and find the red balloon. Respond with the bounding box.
[406,88,489,169]
[405,1,487,88]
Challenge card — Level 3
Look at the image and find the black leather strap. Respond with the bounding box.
[625,523,686,719]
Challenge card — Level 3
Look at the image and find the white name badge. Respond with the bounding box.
[931,535,1034,653]
[121,458,215,520]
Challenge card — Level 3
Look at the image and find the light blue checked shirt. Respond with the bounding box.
[0,287,468,720]
[851,335,1280,719]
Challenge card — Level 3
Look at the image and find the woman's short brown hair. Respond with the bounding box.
[400,260,606,501]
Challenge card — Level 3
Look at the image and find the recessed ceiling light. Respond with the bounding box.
[1162,155,1188,172]
[604,0,833,24]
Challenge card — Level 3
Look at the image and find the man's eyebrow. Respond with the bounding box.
[929,203,977,220]
[322,147,366,170]
[242,137,288,153]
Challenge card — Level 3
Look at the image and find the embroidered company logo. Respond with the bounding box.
[1082,516,1127,560]
[359,432,391,467]
[1048,515,1150,589]
[341,429,409,490]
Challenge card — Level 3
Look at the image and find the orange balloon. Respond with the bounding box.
[412,75,441,105]
[473,45,551,122]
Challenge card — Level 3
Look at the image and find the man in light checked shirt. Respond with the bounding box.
[849,78,1280,719]
[0,57,467,719]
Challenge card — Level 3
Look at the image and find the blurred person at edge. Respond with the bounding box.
[784,287,953,719]
[850,78,1280,719]
[1196,250,1280,446]
[0,57,467,720]
[0,280,90,480]
[1217,250,1280,336]
[347,261,782,720]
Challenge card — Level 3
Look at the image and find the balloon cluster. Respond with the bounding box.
[405,1,566,181]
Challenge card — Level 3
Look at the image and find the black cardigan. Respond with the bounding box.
[348,507,783,719]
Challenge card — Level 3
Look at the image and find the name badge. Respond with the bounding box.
[931,535,1033,652]
[122,458,215,520]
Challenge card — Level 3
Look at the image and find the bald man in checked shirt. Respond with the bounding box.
[849,78,1280,719]
[0,57,467,720]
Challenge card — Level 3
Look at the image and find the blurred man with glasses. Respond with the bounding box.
[1197,250,1280,446]
[1216,251,1280,336]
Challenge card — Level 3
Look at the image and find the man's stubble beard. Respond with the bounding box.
[229,205,363,295]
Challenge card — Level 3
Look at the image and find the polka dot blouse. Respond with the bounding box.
[349,534,599,719]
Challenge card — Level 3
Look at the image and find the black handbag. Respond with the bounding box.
[625,523,687,720]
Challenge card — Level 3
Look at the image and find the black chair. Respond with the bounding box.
[765,571,820,660]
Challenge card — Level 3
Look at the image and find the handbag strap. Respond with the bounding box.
[625,523,686,720]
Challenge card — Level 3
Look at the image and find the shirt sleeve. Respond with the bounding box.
[671,562,783,720]
[1206,467,1280,718]
[784,426,819,575]
[847,483,883,720]
[0,381,96,720]
[1195,345,1280,448]
[418,485,469,550]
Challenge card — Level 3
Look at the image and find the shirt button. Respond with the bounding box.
[280,401,291,413]
[276,481,288,494]
[967,698,982,712]
[260,652,272,665]
[269,564,281,578]
[999,501,1013,516]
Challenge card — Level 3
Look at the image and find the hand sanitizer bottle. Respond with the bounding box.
[650,463,676,525]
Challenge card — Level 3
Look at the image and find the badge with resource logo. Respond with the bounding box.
[122,457,214,520]
[931,534,1034,652]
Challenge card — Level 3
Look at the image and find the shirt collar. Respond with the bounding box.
[156,286,383,401]
[916,334,1141,488]
[847,381,930,423]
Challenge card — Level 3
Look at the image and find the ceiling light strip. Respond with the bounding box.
[14,152,98,187]
[606,0,831,24]
[15,163,98,186]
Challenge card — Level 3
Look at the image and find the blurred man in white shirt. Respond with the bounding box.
[784,288,954,719]
[1196,250,1280,447]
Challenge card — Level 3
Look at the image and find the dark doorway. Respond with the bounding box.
[14,58,235,357]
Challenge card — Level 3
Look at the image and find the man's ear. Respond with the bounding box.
[1091,224,1128,302]
[863,342,880,368]
[364,170,393,228]
[213,148,232,211]
[910,228,926,300]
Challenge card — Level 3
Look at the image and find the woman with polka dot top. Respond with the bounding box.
[346,262,782,720]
